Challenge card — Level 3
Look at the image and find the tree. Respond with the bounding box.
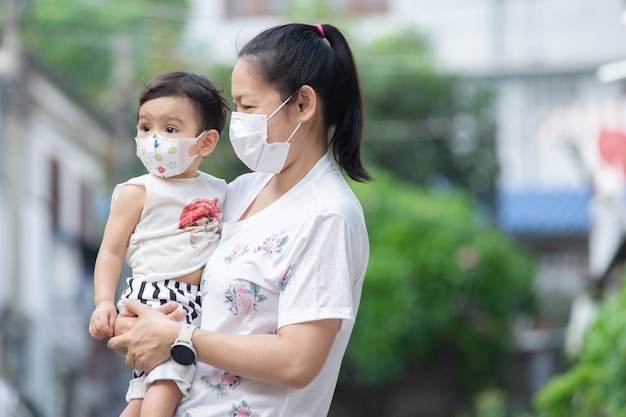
[18,0,219,184]
[334,169,536,416]
[20,0,189,108]
[358,30,497,212]
[534,279,626,417]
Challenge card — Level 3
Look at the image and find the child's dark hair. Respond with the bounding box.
[138,71,229,134]
[239,23,371,182]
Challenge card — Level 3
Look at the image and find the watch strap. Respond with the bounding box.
[175,324,197,345]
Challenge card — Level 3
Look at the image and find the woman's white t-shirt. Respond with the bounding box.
[175,154,369,417]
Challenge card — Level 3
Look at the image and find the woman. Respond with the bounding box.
[109,22,371,417]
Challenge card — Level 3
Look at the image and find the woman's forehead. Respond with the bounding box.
[231,59,276,100]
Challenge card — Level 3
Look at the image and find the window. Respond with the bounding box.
[79,181,92,243]
[79,180,99,273]
[49,157,60,231]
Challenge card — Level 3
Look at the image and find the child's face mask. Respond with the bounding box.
[135,131,204,177]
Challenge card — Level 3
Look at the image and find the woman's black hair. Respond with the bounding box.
[239,23,372,182]
[138,71,230,134]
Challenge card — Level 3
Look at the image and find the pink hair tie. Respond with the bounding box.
[315,24,325,39]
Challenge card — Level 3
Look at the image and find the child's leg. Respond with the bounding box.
[139,380,183,417]
[119,399,142,417]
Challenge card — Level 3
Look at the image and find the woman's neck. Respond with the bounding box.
[239,145,326,220]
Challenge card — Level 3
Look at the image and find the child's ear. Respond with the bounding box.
[198,129,219,156]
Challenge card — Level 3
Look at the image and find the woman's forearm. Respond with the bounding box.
[192,319,340,388]
[109,300,340,389]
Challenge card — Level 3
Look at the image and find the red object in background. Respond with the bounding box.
[598,129,626,175]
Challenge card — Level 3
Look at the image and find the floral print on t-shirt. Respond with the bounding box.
[229,400,259,417]
[201,369,242,397]
[280,264,295,292]
[224,280,267,315]
[224,243,250,264]
[253,232,289,256]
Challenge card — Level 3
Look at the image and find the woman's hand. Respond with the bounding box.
[108,299,183,372]
[114,300,185,336]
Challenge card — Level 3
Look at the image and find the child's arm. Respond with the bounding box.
[89,183,146,340]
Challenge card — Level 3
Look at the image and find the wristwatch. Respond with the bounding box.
[170,324,197,366]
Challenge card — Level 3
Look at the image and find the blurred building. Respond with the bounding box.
[181,0,626,407]
[0,1,121,416]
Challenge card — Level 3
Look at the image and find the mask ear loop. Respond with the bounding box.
[188,130,208,157]
[268,91,298,120]
[285,123,303,144]
[267,91,301,144]
[195,130,207,142]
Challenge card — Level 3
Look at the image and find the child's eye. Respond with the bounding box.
[166,126,176,134]
[140,125,151,132]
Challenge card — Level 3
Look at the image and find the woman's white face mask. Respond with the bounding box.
[229,93,302,174]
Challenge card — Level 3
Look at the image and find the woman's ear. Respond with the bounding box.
[295,85,317,123]
[198,129,219,157]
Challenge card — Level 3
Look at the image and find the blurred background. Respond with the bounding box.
[2,0,626,416]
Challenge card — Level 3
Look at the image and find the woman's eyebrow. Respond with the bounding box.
[232,92,256,103]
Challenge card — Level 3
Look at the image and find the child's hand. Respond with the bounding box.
[89,301,118,340]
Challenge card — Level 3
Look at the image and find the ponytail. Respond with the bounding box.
[321,24,371,182]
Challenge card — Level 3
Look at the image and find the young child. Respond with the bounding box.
[88,70,229,417]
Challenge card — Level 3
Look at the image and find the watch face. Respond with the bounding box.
[171,345,195,366]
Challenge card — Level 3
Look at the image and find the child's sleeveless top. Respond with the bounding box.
[112,173,227,282]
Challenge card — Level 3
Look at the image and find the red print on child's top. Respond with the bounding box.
[179,198,222,250]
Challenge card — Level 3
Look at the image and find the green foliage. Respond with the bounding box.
[18,1,246,182]
[345,169,535,395]
[20,0,190,127]
[534,281,626,417]
[458,389,536,417]
[358,30,497,205]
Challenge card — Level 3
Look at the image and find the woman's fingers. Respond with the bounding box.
[108,300,181,372]
[120,299,153,316]
[107,328,129,352]
[118,300,186,321]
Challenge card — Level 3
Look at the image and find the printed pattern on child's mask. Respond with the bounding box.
[135,132,203,177]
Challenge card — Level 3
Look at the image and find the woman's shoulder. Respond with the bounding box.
[309,164,363,217]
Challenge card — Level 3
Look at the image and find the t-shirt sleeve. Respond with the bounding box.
[277,212,368,332]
